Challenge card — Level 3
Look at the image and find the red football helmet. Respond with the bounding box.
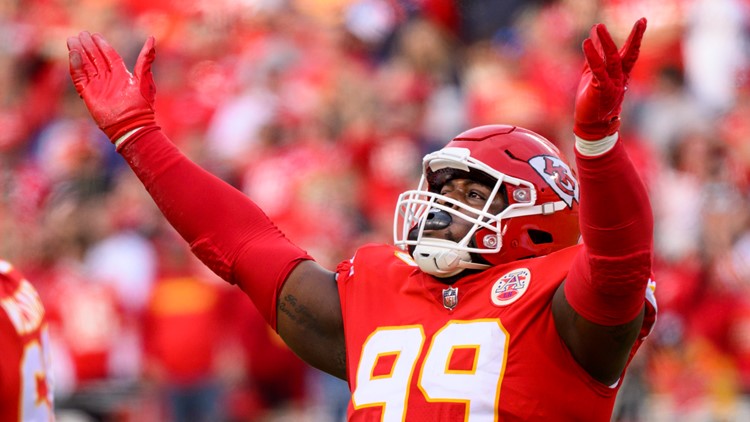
[394,125,581,277]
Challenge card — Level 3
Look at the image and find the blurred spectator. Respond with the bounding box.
[142,234,229,422]
[634,65,707,158]
[3,0,750,420]
[222,292,313,421]
[683,0,749,115]
[83,170,160,317]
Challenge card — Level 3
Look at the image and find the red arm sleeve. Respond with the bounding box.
[118,127,312,330]
[564,138,654,326]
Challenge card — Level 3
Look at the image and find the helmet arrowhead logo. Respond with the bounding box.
[528,155,579,208]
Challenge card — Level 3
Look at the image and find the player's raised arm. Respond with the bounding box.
[67,32,346,378]
[551,18,655,385]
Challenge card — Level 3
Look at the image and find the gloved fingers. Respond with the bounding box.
[134,36,157,102]
[67,51,87,93]
[66,35,82,56]
[620,18,647,77]
[92,33,125,73]
[582,38,607,86]
[585,23,604,67]
[619,18,647,57]
[134,36,156,80]
[67,35,95,93]
[594,24,622,81]
[587,23,602,51]
[78,31,105,75]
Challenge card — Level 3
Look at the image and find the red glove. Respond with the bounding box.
[573,18,646,141]
[67,31,157,146]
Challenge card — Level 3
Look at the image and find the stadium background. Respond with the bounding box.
[2,0,750,420]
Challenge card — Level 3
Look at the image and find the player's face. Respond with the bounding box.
[422,178,506,242]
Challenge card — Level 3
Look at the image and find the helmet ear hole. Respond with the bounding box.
[527,229,553,245]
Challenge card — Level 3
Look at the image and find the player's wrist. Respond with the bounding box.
[100,108,156,143]
[572,116,620,141]
[112,120,159,151]
[114,127,144,150]
[575,132,619,157]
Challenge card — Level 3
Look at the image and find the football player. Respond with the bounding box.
[0,260,54,420]
[67,17,655,420]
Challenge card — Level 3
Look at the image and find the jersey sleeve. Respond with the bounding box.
[117,128,312,330]
[566,137,654,326]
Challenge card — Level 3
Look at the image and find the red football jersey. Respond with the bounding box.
[336,244,656,421]
[0,260,54,421]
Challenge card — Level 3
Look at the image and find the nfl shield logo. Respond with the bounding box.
[443,287,458,310]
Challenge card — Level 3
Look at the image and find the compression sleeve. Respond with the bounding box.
[118,126,313,331]
[564,135,654,326]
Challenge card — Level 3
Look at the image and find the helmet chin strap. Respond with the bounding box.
[412,239,490,278]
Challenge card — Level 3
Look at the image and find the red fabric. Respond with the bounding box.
[0,311,23,421]
[143,276,224,384]
[573,20,646,140]
[418,0,459,33]
[49,275,123,382]
[231,292,308,407]
[336,243,656,420]
[119,128,312,330]
[68,33,157,143]
[241,140,357,267]
[565,139,653,325]
[0,264,54,421]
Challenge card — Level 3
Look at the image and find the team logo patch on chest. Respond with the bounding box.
[491,268,531,306]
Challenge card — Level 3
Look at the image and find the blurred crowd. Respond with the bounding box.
[2,0,750,421]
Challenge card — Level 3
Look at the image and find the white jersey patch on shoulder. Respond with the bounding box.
[491,268,531,306]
